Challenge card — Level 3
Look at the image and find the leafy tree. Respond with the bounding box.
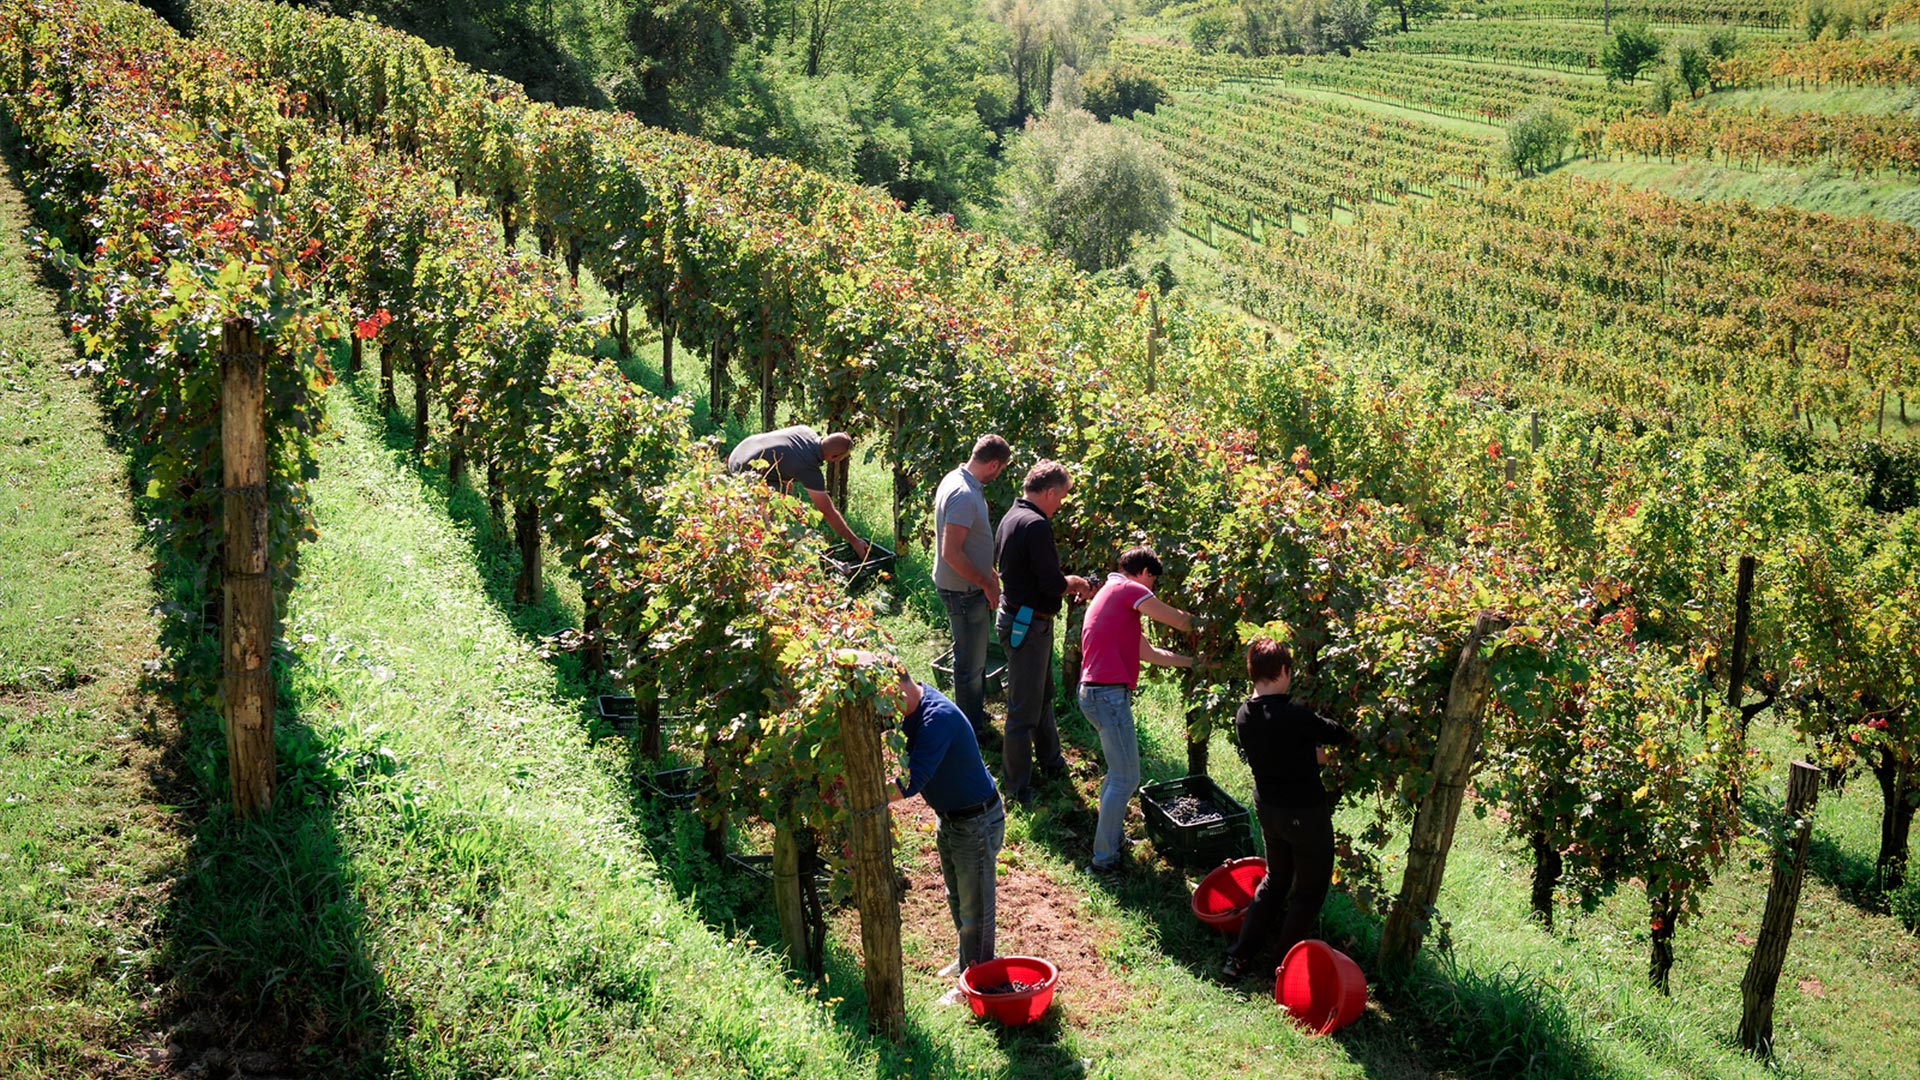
[618,0,758,128]
[996,106,1174,270]
[1670,36,1710,99]
[1383,0,1441,33]
[1189,9,1232,52]
[1600,21,1661,85]
[1506,102,1572,176]
[1081,63,1170,120]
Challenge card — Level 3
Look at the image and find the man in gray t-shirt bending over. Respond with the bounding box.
[931,434,1011,740]
[727,425,868,559]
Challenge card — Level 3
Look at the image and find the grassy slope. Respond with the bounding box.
[0,157,190,1078]
[1558,157,1920,228]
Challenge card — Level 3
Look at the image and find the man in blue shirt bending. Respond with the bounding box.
[887,666,1003,992]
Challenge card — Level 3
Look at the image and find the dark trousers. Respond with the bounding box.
[1227,798,1335,965]
[996,605,1064,801]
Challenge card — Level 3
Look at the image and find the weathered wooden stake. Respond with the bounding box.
[772,819,809,955]
[1738,761,1821,1055]
[772,819,820,975]
[448,420,466,488]
[839,692,904,1039]
[661,323,674,393]
[348,334,362,376]
[580,597,603,679]
[890,408,909,551]
[379,337,396,414]
[1529,410,1541,452]
[1378,611,1508,977]
[1186,703,1209,777]
[1728,554,1756,714]
[221,320,276,819]
[1530,830,1562,929]
[1878,389,1887,435]
[1146,295,1159,395]
[412,340,429,456]
[512,499,541,604]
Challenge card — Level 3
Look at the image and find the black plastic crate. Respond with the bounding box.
[932,639,1010,699]
[1140,775,1252,870]
[640,765,700,805]
[822,539,895,593]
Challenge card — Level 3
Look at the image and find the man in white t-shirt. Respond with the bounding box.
[931,435,1011,741]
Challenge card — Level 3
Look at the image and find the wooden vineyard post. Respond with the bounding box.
[1529,410,1541,453]
[1185,703,1209,777]
[221,320,276,819]
[580,596,603,680]
[412,340,429,457]
[1728,554,1756,717]
[1146,295,1159,395]
[380,336,397,414]
[838,692,904,1039]
[1061,598,1084,702]
[348,334,362,376]
[447,419,466,488]
[512,499,541,604]
[1878,389,1886,435]
[1378,612,1508,977]
[890,408,909,552]
[1738,761,1821,1056]
[635,659,662,759]
[772,818,820,975]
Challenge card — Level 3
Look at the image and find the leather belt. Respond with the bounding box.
[936,793,1001,821]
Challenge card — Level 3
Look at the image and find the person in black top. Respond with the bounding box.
[992,460,1091,806]
[1223,637,1355,979]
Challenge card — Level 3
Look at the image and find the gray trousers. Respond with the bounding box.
[996,605,1064,800]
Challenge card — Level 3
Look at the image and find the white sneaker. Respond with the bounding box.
[938,985,969,1007]
[937,959,965,978]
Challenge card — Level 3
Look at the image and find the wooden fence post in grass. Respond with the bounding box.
[512,499,541,604]
[412,340,429,456]
[1185,703,1209,777]
[772,817,820,975]
[448,419,466,488]
[221,319,276,819]
[349,334,362,376]
[380,336,397,414]
[890,408,910,552]
[1728,554,1755,716]
[1147,295,1160,395]
[1738,761,1821,1055]
[839,692,904,1039]
[1378,611,1508,977]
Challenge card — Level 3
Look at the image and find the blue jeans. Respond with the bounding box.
[1078,683,1140,867]
[936,800,1005,969]
[939,587,992,736]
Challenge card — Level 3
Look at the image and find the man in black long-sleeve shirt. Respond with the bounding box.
[1224,637,1356,979]
[993,460,1090,806]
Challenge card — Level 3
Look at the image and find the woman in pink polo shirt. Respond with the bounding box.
[1077,546,1202,875]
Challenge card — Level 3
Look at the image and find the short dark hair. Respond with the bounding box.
[1247,638,1292,684]
[970,434,1011,466]
[1023,460,1071,495]
[1117,546,1162,577]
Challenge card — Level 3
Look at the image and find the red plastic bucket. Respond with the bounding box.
[1275,940,1366,1035]
[1191,857,1267,936]
[959,956,1058,1025]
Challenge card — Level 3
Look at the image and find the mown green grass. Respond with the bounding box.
[1564,157,1920,229]
[1697,85,1920,116]
[0,156,186,1078]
